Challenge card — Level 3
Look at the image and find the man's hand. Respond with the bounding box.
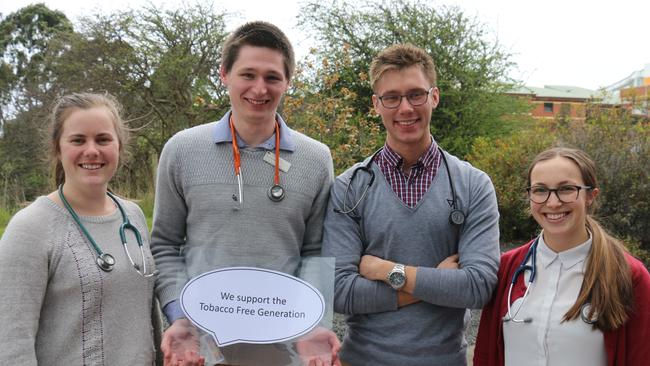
[161,319,205,366]
[359,254,392,281]
[437,254,459,269]
[295,326,342,366]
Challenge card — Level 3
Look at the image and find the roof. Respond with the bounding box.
[507,85,617,104]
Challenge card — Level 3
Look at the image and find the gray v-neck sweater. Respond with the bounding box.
[323,151,500,365]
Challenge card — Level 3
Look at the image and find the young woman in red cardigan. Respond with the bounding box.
[474,147,650,366]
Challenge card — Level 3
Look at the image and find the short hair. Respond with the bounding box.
[221,21,295,81]
[369,43,437,91]
[50,92,128,186]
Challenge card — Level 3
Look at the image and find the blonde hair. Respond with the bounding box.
[528,147,633,331]
[50,92,128,186]
[369,43,437,91]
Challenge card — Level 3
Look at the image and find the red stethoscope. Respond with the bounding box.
[229,116,285,206]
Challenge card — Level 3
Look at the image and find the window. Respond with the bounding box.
[543,102,554,113]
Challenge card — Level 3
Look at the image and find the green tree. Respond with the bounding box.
[0,4,229,202]
[0,3,72,123]
[298,0,528,157]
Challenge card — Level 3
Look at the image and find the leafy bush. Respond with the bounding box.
[559,105,650,249]
[467,123,556,242]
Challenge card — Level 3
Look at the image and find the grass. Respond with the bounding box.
[0,206,15,238]
[135,191,155,230]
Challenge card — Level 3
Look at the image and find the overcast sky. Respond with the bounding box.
[1,0,648,90]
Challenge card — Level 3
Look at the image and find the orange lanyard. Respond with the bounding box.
[229,116,281,185]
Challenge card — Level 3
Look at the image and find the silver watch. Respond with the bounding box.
[387,263,406,290]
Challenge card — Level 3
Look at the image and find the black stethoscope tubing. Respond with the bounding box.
[334,147,465,227]
[58,184,155,277]
[504,236,597,324]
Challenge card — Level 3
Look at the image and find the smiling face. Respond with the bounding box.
[220,45,289,128]
[372,65,439,158]
[529,156,598,250]
[57,106,120,193]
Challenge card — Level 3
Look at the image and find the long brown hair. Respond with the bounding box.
[49,92,128,187]
[527,147,633,331]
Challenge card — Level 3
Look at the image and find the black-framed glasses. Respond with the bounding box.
[375,87,434,109]
[526,185,592,204]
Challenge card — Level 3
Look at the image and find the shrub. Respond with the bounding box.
[467,123,556,242]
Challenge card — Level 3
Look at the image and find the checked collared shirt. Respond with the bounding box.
[374,138,441,208]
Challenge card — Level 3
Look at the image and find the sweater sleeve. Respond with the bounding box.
[625,255,650,365]
[322,171,398,315]
[151,135,190,312]
[300,145,334,258]
[0,208,50,366]
[411,168,500,309]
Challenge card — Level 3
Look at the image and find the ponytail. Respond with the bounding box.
[563,216,634,331]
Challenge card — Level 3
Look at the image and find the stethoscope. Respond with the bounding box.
[229,116,284,207]
[58,184,156,277]
[503,236,597,324]
[334,146,466,227]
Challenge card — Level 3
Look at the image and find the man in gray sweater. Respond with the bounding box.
[151,21,340,365]
[322,44,500,365]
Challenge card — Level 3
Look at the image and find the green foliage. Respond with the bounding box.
[0,4,229,204]
[468,123,556,241]
[0,4,73,121]
[284,46,383,174]
[298,0,529,157]
[469,103,650,249]
[0,204,15,238]
[624,238,650,269]
[559,105,650,249]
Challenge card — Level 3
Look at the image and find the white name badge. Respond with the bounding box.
[180,267,325,346]
[263,151,291,172]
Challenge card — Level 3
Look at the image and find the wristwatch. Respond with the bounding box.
[387,263,406,290]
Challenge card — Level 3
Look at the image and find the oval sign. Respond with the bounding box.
[180,267,325,346]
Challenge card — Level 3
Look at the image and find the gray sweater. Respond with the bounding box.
[0,196,156,365]
[151,115,334,311]
[322,151,500,366]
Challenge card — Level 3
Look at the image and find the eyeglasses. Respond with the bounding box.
[375,87,434,109]
[526,185,592,204]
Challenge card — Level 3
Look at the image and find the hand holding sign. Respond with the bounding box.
[296,326,342,366]
[161,319,205,366]
[181,267,326,347]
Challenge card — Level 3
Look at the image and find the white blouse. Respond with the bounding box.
[503,233,606,366]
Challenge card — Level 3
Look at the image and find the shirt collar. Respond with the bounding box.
[380,136,439,169]
[212,110,296,152]
[537,231,593,270]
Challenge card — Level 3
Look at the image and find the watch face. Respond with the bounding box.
[388,271,406,287]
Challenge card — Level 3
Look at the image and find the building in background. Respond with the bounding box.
[506,85,615,122]
[605,64,650,118]
[507,64,649,121]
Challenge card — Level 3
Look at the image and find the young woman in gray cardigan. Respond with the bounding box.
[0,93,159,365]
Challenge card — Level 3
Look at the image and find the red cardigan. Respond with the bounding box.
[473,240,650,366]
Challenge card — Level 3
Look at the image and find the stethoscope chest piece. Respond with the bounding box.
[96,253,115,272]
[449,209,465,226]
[268,184,285,202]
[581,302,598,324]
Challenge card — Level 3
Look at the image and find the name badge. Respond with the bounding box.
[263,151,291,172]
